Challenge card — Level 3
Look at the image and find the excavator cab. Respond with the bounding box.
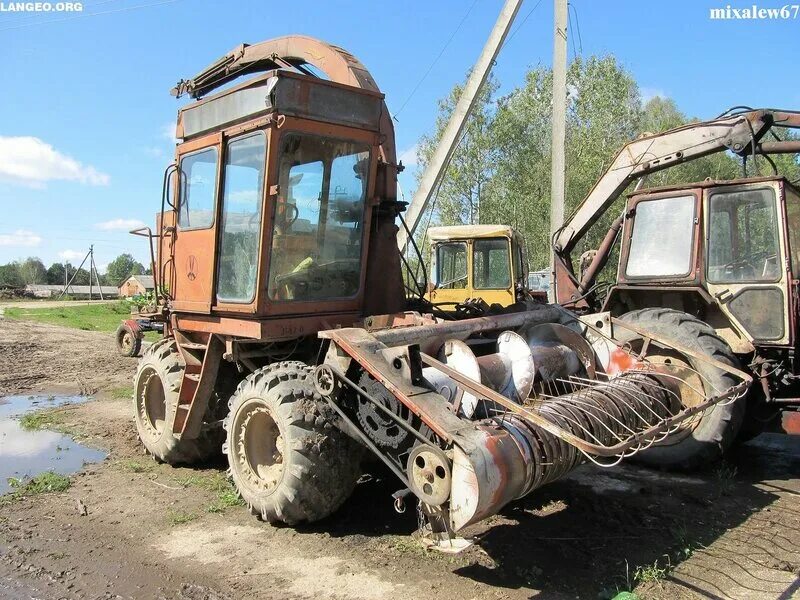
[608,177,798,350]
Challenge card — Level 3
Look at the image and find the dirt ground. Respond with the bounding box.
[0,317,798,600]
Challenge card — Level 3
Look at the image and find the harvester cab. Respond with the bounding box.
[131,36,754,549]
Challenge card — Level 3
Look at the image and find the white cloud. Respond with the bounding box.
[161,123,179,143]
[95,218,146,231]
[143,146,165,159]
[0,229,41,247]
[398,143,420,168]
[640,87,668,105]
[0,136,110,188]
[58,249,85,261]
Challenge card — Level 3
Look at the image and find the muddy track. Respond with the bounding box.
[0,318,798,599]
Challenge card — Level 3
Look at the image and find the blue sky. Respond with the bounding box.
[1,0,798,271]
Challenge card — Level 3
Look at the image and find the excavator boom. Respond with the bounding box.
[554,108,800,304]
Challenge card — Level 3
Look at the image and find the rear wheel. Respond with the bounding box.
[133,339,223,464]
[224,362,362,525]
[116,322,142,357]
[617,308,745,470]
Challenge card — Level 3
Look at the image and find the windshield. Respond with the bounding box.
[625,195,695,278]
[267,133,370,301]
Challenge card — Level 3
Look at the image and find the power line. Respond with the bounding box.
[391,0,480,121]
[568,2,583,55]
[502,0,545,49]
[0,0,185,32]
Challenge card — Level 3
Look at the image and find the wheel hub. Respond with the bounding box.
[137,368,167,437]
[236,402,285,492]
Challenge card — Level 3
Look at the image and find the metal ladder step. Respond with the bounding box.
[181,342,208,351]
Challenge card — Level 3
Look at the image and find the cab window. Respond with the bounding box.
[267,133,370,301]
[625,195,695,278]
[473,238,511,289]
[436,243,467,289]
[707,188,780,283]
[178,147,218,230]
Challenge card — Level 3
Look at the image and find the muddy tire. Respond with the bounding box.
[116,322,142,358]
[618,308,745,470]
[224,362,362,525]
[133,339,223,464]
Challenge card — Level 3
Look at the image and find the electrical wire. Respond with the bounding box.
[502,0,545,49]
[568,2,583,55]
[391,0,480,121]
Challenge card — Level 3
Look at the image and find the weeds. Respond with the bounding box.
[713,463,738,496]
[109,385,134,400]
[2,471,71,504]
[167,509,197,526]
[19,410,67,432]
[173,472,244,513]
[118,459,156,474]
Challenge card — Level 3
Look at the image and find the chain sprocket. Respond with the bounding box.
[355,373,414,449]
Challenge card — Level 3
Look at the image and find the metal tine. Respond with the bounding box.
[540,399,609,446]
[547,392,631,442]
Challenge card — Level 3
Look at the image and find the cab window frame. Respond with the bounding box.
[177,145,220,232]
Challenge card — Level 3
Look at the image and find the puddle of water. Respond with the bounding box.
[0,395,107,494]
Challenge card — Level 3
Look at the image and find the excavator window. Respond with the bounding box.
[216,131,267,303]
[707,187,780,283]
[625,195,695,278]
[267,133,370,301]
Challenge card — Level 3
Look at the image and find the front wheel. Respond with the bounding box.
[116,321,142,357]
[617,308,746,470]
[224,362,362,525]
[133,339,223,464]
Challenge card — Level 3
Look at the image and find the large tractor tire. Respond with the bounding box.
[133,339,223,464]
[224,361,362,525]
[617,308,745,471]
[116,321,142,358]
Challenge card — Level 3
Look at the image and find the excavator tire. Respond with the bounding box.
[618,308,745,471]
[223,361,362,525]
[133,339,223,464]
[116,322,142,358]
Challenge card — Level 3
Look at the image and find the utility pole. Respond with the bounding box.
[397,0,524,251]
[549,0,568,302]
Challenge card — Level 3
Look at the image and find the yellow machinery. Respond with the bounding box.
[426,224,530,307]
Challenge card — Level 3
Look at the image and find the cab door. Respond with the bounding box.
[171,133,222,313]
[704,183,791,345]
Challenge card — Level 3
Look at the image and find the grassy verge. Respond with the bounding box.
[5,301,159,341]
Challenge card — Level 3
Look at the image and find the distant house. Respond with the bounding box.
[118,275,155,298]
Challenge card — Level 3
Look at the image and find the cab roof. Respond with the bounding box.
[628,175,799,198]
[427,224,516,242]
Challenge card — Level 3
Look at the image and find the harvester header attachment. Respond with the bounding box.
[313,306,750,543]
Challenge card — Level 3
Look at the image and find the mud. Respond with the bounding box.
[0,317,798,599]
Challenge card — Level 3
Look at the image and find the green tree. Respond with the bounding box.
[106,253,145,284]
[16,257,47,285]
[47,262,67,285]
[0,263,23,287]
[415,73,500,227]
